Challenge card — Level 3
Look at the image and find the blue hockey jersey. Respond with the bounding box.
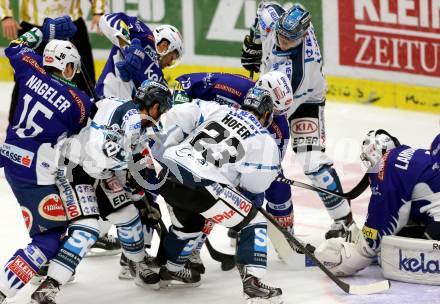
[0,42,92,185]
[174,72,290,158]
[363,145,440,251]
[96,13,165,99]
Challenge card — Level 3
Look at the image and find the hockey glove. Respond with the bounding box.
[239,188,264,208]
[115,60,131,82]
[42,16,77,41]
[116,38,146,82]
[12,27,43,49]
[241,35,262,73]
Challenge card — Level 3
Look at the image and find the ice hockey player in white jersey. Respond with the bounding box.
[145,87,282,303]
[29,81,173,303]
[241,2,354,239]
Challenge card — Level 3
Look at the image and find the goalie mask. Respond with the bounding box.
[255,71,293,116]
[360,129,400,169]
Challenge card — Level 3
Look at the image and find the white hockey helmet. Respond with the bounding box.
[43,39,81,81]
[255,71,293,115]
[360,129,400,169]
[153,24,183,68]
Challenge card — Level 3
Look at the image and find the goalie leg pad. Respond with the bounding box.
[236,213,267,279]
[49,218,99,285]
[107,204,144,263]
[381,235,440,285]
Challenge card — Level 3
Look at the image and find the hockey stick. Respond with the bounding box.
[257,206,390,295]
[276,173,369,200]
[205,239,235,271]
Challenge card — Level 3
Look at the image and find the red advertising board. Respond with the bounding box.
[339,0,440,77]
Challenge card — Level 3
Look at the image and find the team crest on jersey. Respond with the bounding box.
[38,195,67,222]
[21,207,33,232]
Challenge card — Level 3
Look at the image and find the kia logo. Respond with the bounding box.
[293,119,318,134]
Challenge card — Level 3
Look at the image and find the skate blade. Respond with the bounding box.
[246,295,283,304]
[134,279,160,290]
[85,248,122,257]
[159,279,201,289]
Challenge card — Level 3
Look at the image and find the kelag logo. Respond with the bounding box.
[399,249,440,274]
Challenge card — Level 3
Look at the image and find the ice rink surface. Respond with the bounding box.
[0,82,438,304]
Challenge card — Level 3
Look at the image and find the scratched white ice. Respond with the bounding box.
[0,82,438,304]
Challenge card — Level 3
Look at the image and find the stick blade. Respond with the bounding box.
[348,280,391,295]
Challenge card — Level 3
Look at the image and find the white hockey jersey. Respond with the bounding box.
[253,2,327,117]
[151,100,281,194]
[62,97,145,179]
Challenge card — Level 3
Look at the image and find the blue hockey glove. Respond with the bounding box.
[115,60,131,82]
[121,38,146,79]
[42,16,77,41]
[239,188,265,208]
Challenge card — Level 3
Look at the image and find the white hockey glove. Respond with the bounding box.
[314,235,375,277]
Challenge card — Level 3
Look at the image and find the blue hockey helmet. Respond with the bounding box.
[275,5,311,45]
[135,80,173,115]
[242,87,274,127]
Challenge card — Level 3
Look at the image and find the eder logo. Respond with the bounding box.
[399,250,440,274]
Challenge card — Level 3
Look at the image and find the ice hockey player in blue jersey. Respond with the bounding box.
[173,71,296,266]
[242,3,355,239]
[0,17,92,303]
[315,130,440,282]
[96,12,183,100]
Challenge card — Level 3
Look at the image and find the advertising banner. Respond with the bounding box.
[339,0,440,78]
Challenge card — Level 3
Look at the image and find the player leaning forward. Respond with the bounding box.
[28,81,173,303]
[242,2,353,238]
[146,88,283,303]
[315,130,440,285]
[0,18,92,303]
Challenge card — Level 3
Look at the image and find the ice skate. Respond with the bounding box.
[86,234,122,257]
[238,264,283,304]
[30,277,60,304]
[119,252,160,280]
[159,266,201,288]
[128,259,160,290]
[186,249,205,274]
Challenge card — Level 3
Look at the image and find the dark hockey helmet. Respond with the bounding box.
[275,5,311,42]
[134,80,173,114]
[242,87,274,127]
